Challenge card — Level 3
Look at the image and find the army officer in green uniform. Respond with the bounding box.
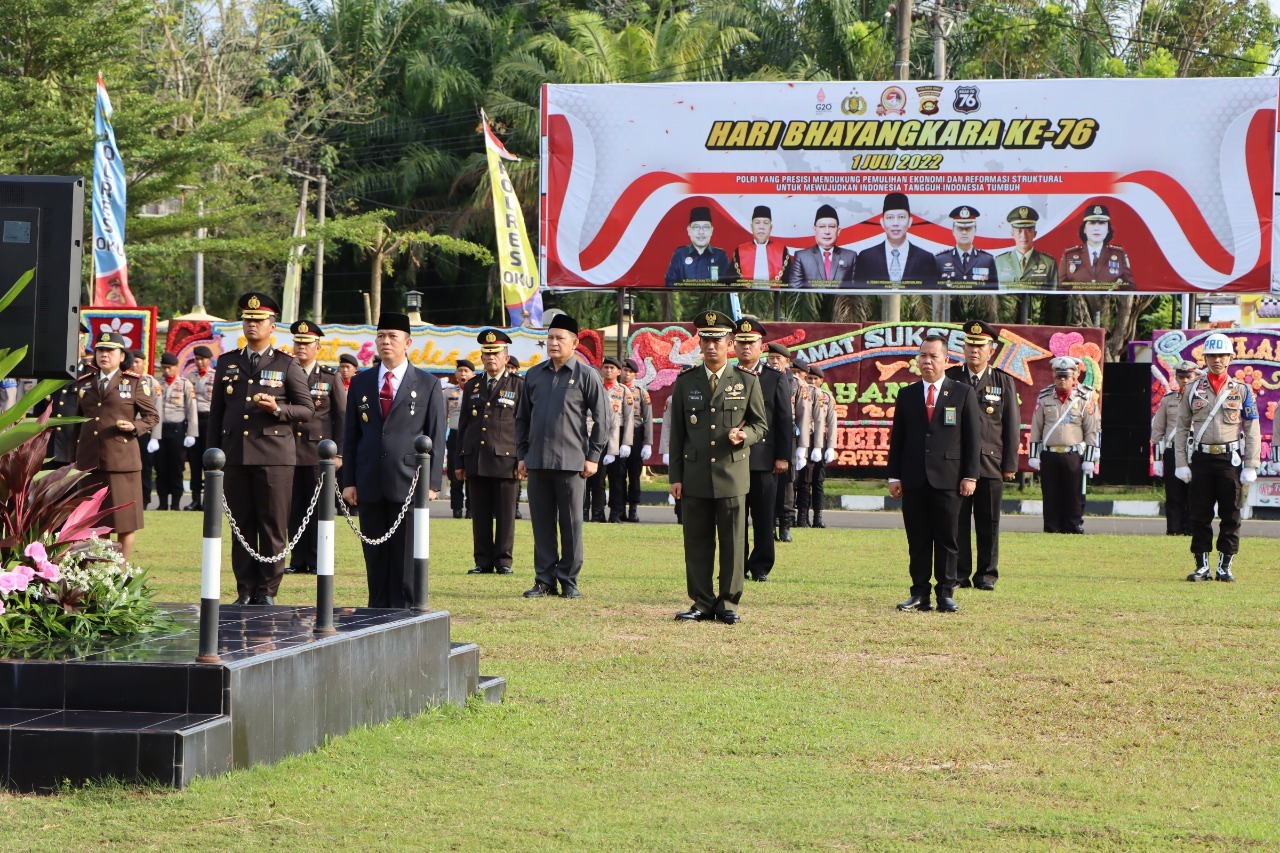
[995,206,1058,289]
[667,310,768,624]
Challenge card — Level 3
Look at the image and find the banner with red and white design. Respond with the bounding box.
[542,78,1279,294]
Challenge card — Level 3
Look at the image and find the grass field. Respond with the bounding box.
[2,511,1278,850]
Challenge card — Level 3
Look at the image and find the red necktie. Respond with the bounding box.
[925,383,936,423]
[823,250,832,279]
[380,370,394,418]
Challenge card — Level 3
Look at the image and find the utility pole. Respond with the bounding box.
[313,173,326,323]
[194,198,206,312]
[882,0,914,323]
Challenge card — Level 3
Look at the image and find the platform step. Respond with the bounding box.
[447,642,479,705]
[0,708,232,791]
[477,675,506,704]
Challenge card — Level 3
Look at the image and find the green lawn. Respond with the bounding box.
[2,512,1278,849]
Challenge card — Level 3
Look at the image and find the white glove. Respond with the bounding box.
[641,445,651,460]
[1241,467,1257,485]
[1175,466,1192,483]
[619,445,631,459]
[183,436,196,448]
[795,447,808,467]
[1152,460,1164,478]
[603,454,616,466]
[1082,461,1096,476]
[147,439,160,454]
[1028,457,1041,472]
[810,448,822,462]
[662,453,670,465]
[823,448,837,464]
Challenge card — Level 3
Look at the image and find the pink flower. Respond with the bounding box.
[12,565,34,585]
[0,571,23,595]
[24,542,49,563]
[35,563,61,583]
[22,542,60,582]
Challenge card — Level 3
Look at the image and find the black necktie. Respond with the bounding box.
[249,351,260,374]
[487,377,496,395]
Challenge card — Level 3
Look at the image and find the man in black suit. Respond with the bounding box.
[456,329,524,576]
[856,192,939,286]
[945,320,1020,591]
[886,334,980,613]
[787,204,856,288]
[341,312,446,608]
[206,292,315,605]
[733,318,794,582]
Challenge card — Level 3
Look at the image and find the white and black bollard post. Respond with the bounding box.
[197,448,226,663]
[314,440,338,635]
[412,434,433,612]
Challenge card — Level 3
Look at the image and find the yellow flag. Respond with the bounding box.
[483,110,542,326]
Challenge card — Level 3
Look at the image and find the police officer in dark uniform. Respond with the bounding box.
[664,206,734,287]
[945,320,1020,590]
[935,206,998,288]
[444,359,475,519]
[457,329,524,576]
[36,348,94,469]
[206,292,314,605]
[286,320,346,575]
[184,345,216,510]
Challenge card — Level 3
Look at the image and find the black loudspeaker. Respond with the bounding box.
[1097,361,1153,486]
[0,175,85,379]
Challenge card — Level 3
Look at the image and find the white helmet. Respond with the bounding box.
[1202,333,1233,356]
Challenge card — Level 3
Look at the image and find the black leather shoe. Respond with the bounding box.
[591,512,606,523]
[559,586,581,599]
[285,565,299,574]
[607,514,623,523]
[626,506,639,522]
[452,509,463,519]
[749,573,768,582]
[495,566,513,575]
[248,595,275,606]
[234,595,252,606]
[896,596,932,612]
[467,566,493,575]
[185,502,202,511]
[795,515,810,529]
[523,582,555,598]
[674,607,712,621]
[717,611,741,625]
[812,514,826,529]
[779,526,792,543]
[515,508,523,519]
[937,597,959,613]
[955,578,973,588]
[975,581,995,591]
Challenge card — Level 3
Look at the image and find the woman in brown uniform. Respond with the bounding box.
[72,331,159,557]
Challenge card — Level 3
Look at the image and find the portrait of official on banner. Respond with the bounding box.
[542,78,1279,295]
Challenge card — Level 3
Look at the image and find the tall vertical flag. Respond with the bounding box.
[92,73,136,307]
[482,110,542,327]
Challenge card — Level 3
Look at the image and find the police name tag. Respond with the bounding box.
[944,407,957,426]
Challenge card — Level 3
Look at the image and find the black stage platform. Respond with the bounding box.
[0,604,504,791]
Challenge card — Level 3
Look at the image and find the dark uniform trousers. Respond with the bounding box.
[140,442,155,507]
[1041,450,1084,533]
[289,465,320,570]
[774,465,795,525]
[744,470,777,577]
[226,465,294,598]
[795,462,825,520]
[157,421,188,504]
[447,430,468,514]
[606,457,627,519]
[188,412,209,505]
[683,494,746,613]
[1189,453,1242,555]
[585,466,607,519]
[1163,465,1191,535]
[624,449,644,505]
[529,470,587,590]
[470,475,519,569]
[902,486,960,598]
[957,477,1003,584]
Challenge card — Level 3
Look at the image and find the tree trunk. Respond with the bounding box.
[370,249,384,320]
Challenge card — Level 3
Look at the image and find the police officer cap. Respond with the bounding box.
[807,364,825,380]
[456,359,476,371]
[1007,205,1040,228]
[507,356,521,370]
[962,320,997,346]
[193,345,213,359]
[547,313,580,336]
[1051,356,1079,376]
[93,331,127,350]
[1202,333,1232,355]
[291,320,324,343]
[602,356,623,370]
[814,204,838,224]
[688,206,712,225]
[791,356,810,371]
[160,352,179,366]
[1082,203,1110,222]
[339,353,359,367]
[883,192,910,214]
[751,205,772,221]
[692,309,735,339]
[624,358,641,372]
[1175,360,1199,375]
[238,291,280,320]
[949,205,979,223]
[376,312,412,334]
[477,328,512,353]
[767,341,792,359]
[734,317,767,341]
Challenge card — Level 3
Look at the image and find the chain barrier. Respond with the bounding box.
[222,475,325,564]
[335,466,420,546]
